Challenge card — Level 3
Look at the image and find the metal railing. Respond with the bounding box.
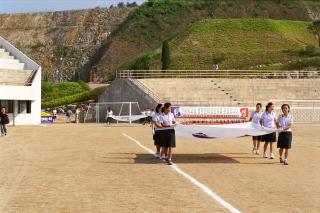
[127,78,161,103]
[116,70,320,79]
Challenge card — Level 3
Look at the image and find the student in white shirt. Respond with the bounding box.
[152,104,163,158]
[159,102,176,165]
[105,107,113,125]
[52,108,57,122]
[260,102,277,159]
[249,103,263,155]
[276,104,293,165]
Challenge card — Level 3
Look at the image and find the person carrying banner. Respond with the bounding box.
[276,104,293,165]
[105,107,113,125]
[260,102,277,159]
[249,103,263,155]
[159,103,176,165]
[152,104,163,158]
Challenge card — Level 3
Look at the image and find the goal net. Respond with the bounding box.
[84,102,147,123]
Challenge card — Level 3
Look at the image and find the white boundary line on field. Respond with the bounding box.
[122,133,241,213]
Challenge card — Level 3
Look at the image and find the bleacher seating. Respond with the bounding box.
[137,78,320,106]
[0,47,32,85]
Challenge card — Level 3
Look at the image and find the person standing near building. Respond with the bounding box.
[0,107,9,136]
[249,103,263,155]
[75,107,80,124]
[66,109,73,123]
[52,108,57,122]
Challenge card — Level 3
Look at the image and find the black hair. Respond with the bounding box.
[155,104,162,113]
[281,104,290,112]
[256,103,262,107]
[163,102,171,109]
[265,102,274,111]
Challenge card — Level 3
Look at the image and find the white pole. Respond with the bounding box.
[96,104,99,123]
[97,103,100,123]
[129,102,132,124]
[118,103,124,124]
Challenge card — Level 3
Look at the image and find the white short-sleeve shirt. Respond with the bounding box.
[251,111,263,125]
[106,110,113,117]
[160,113,175,128]
[152,113,162,131]
[261,111,277,128]
[278,114,293,132]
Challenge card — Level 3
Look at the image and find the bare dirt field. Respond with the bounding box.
[0,123,319,213]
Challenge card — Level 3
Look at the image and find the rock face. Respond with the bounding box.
[0,7,133,82]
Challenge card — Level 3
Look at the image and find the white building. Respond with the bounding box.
[0,36,41,125]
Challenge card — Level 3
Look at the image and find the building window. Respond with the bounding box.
[18,101,31,114]
[0,100,14,113]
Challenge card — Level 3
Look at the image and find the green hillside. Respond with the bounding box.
[41,82,105,108]
[93,0,320,79]
[168,18,317,70]
[121,18,318,71]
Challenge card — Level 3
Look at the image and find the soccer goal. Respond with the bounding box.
[84,102,144,123]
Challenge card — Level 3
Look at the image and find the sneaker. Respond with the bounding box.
[155,152,160,159]
[252,148,256,154]
[263,153,268,158]
[161,156,167,162]
[167,160,173,165]
[284,159,288,165]
[255,150,260,155]
[280,157,284,163]
[160,154,166,160]
[270,153,274,159]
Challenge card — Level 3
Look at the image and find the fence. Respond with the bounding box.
[116,70,320,79]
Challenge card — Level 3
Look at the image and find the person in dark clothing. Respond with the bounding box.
[0,107,9,136]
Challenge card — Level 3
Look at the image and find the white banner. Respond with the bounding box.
[171,122,276,139]
[172,106,249,119]
[112,115,148,122]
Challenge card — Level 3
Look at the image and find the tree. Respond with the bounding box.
[117,2,125,8]
[309,20,320,47]
[127,2,138,7]
[161,40,170,70]
[131,2,138,7]
[212,53,225,69]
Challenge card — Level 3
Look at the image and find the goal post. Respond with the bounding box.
[84,102,143,123]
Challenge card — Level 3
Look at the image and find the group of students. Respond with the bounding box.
[250,102,293,165]
[151,103,176,165]
[151,101,293,166]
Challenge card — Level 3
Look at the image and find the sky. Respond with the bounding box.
[0,0,146,14]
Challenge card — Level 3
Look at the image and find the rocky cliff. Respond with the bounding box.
[0,7,133,82]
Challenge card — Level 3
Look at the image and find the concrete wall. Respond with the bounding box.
[99,79,157,110]
[0,36,41,125]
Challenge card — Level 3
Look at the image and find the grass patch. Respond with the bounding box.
[168,18,316,70]
[42,86,106,109]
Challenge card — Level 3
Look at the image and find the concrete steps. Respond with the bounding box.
[137,78,320,106]
[0,69,33,85]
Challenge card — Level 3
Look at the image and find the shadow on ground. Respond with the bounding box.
[102,153,241,164]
